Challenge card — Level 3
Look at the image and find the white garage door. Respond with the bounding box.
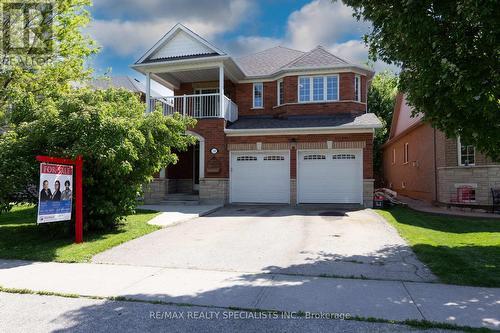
[298,150,363,204]
[230,151,290,203]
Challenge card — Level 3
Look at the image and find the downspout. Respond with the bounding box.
[433,128,438,203]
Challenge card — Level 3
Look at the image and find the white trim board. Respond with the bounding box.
[225,127,376,136]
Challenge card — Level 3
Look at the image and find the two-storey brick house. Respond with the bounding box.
[383,93,500,207]
[132,24,382,207]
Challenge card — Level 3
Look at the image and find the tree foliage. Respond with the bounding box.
[368,71,399,181]
[0,89,196,229]
[0,0,97,125]
[341,0,500,159]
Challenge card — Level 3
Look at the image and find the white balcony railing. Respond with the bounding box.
[150,93,238,122]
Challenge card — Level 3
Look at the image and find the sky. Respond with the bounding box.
[86,0,397,94]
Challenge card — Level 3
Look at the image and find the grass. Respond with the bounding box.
[376,206,500,287]
[0,205,160,262]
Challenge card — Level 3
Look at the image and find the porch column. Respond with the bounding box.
[145,72,151,113]
[219,64,224,117]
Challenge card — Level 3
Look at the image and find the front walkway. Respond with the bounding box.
[0,259,498,330]
[398,195,500,219]
[138,204,222,227]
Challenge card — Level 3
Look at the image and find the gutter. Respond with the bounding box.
[224,125,380,136]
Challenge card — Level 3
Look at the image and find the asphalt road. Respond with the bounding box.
[0,292,461,333]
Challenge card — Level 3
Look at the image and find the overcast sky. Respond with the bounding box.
[86,0,397,92]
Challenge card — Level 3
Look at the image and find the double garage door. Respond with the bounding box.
[230,150,363,204]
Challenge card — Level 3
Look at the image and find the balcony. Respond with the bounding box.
[150,93,238,122]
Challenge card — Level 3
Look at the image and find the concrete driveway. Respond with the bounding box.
[93,206,436,282]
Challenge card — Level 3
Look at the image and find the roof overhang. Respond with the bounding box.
[224,126,379,136]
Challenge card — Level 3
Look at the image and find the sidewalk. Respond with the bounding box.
[0,259,498,330]
[398,195,500,219]
[138,204,222,227]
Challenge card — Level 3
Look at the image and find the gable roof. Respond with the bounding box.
[85,76,163,98]
[387,93,424,141]
[284,46,349,69]
[235,46,305,76]
[234,45,370,77]
[136,23,225,64]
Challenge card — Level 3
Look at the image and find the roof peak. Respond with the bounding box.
[236,45,304,59]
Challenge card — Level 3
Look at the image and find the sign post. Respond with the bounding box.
[36,155,84,243]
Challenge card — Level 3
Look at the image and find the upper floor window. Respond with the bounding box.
[298,75,339,103]
[354,75,361,102]
[277,79,284,106]
[404,143,409,164]
[458,137,475,166]
[253,82,263,108]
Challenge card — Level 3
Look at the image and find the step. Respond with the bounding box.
[165,193,199,201]
[159,200,200,206]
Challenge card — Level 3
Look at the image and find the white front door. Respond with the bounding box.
[297,150,363,204]
[230,151,290,203]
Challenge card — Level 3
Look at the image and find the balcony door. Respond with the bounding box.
[194,88,219,117]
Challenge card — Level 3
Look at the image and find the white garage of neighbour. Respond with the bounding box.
[297,150,363,204]
[230,151,290,203]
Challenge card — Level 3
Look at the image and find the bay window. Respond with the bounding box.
[253,82,263,108]
[277,79,284,106]
[354,75,361,102]
[298,75,339,103]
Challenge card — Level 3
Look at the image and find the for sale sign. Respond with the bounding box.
[37,163,73,224]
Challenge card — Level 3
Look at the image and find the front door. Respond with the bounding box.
[193,142,200,191]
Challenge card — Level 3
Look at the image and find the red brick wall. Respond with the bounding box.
[227,133,374,179]
[382,123,437,202]
[175,73,368,117]
[189,119,228,179]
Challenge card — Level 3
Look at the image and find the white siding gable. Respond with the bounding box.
[150,30,216,60]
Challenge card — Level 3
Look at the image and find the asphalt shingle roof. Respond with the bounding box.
[234,45,357,77]
[85,76,162,98]
[227,113,382,130]
[235,46,305,76]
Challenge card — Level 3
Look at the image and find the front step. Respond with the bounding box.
[161,193,200,205]
[160,200,200,206]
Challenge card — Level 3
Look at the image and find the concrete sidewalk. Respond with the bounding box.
[138,204,222,227]
[0,260,498,330]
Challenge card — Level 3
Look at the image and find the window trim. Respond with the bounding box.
[354,75,361,102]
[297,75,339,103]
[252,82,263,109]
[457,136,475,166]
[277,79,284,106]
[392,148,396,165]
[403,143,409,164]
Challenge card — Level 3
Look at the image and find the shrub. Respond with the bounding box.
[0,88,196,229]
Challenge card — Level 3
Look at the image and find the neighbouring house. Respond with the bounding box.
[382,93,500,208]
[132,23,382,207]
[82,76,163,102]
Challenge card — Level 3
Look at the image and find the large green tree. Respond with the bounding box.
[1,0,97,125]
[368,71,398,182]
[0,89,195,229]
[341,0,500,159]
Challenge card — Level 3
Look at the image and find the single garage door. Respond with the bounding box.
[230,151,290,203]
[298,150,363,204]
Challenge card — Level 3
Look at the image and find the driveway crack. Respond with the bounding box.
[402,281,426,321]
[252,274,275,308]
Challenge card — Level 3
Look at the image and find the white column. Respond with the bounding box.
[145,72,151,113]
[219,64,224,118]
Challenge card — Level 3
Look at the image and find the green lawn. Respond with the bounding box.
[0,205,160,262]
[377,207,500,287]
